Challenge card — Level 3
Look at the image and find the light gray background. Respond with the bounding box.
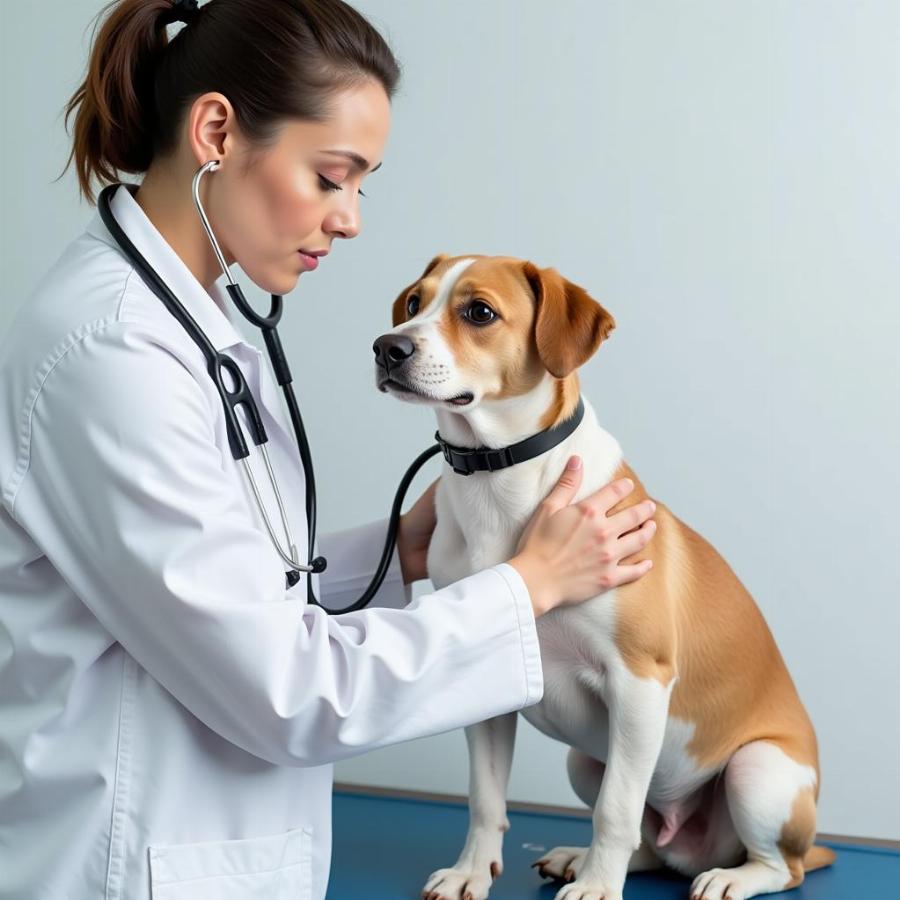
[2,1,898,840]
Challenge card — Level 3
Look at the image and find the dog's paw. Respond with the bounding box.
[530,846,587,882]
[552,880,623,900]
[422,861,501,900]
[690,868,750,900]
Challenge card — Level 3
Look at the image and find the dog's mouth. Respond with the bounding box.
[379,377,474,406]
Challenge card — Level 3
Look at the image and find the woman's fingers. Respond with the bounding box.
[613,518,657,561]
[580,481,657,591]
[608,558,655,587]
[605,498,656,538]
[584,476,637,516]
[541,455,585,516]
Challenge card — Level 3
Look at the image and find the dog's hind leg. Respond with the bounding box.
[689,740,831,900]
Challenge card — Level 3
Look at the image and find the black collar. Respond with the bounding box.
[435,396,586,476]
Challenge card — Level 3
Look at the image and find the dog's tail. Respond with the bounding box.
[803,844,837,872]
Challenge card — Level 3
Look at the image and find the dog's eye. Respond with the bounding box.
[406,295,420,317]
[465,301,497,325]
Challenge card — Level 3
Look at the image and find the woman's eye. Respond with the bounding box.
[465,301,497,324]
[318,174,367,198]
[318,174,342,193]
[406,295,420,317]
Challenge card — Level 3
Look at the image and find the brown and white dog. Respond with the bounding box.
[373,254,834,900]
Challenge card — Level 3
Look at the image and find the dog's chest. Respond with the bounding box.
[426,469,540,581]
[426,450,628,759]
[520,598,621,757]
[428,427,622,584]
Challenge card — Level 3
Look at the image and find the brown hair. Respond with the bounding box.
[60,0,401,203]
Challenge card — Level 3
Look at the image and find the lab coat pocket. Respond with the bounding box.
[148,824,313,899]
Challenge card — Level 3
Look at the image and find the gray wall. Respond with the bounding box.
[2,1,898,840]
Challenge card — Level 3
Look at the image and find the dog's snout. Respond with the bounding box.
[373,333,416,370]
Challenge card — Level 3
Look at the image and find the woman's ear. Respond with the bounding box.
[391,253,449,326]
[522,261,616,378]
[187,92,234,168]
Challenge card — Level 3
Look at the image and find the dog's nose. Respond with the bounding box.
[372,333,416,371]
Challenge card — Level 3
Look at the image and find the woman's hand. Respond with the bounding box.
[509,455,657,617]
[397,478,439,584]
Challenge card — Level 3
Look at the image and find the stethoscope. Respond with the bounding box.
[97,160,441,614]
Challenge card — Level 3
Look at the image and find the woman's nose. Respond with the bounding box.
[324,194,361,240]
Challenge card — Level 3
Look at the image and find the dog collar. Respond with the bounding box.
[435,396,586,476]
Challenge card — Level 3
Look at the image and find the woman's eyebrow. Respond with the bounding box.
[322,149,382,173]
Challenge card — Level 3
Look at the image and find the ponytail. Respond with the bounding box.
[60,0,401,204]
[61,1,183,203]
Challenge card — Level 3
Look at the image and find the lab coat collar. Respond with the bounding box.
[85,182,249,353]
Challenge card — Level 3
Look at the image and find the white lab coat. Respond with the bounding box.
[0,184,543,900]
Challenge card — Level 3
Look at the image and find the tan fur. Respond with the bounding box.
[537,371,581,433]
[802,843,838,873]
[440,261,545,400]
[521,262,616,379]
[778,786,835,881]
[600,462,820,776]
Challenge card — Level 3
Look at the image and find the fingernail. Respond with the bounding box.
[567,456,582,469]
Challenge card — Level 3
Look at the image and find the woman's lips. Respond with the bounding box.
[298,251,319,270]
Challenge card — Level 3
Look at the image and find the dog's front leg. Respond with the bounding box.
[422,712,517,900]
[554,674,673,900]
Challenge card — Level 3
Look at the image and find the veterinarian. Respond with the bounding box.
[0,1,658,897]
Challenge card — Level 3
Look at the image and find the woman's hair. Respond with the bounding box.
[61,0,401,203]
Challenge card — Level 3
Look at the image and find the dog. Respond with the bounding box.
[373,254,834,900]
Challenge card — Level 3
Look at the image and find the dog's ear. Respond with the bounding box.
[522,262,615,378]
[391,253,450,326]
[420,253,450,279]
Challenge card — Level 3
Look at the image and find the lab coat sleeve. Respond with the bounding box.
[8,323,543,768]
[313,517,411,612]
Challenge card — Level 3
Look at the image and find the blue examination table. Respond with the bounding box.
[328,789,898,898]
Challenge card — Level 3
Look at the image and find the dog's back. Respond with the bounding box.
[608,461,819,778]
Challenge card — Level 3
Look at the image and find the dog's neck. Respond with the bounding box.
[434,373,582,451]
[431,373,612,561]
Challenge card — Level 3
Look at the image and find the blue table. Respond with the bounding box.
[328,790,898,898]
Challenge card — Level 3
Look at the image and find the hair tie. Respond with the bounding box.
[164,0,201,27]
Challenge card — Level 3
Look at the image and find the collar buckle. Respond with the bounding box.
[434,431,514,476]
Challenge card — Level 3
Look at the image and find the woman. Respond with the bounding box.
[0,1,657,897]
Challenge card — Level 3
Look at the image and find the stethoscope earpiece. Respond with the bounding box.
[191,161,232,285]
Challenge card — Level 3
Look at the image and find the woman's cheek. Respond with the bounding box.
[249,180,291,260]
